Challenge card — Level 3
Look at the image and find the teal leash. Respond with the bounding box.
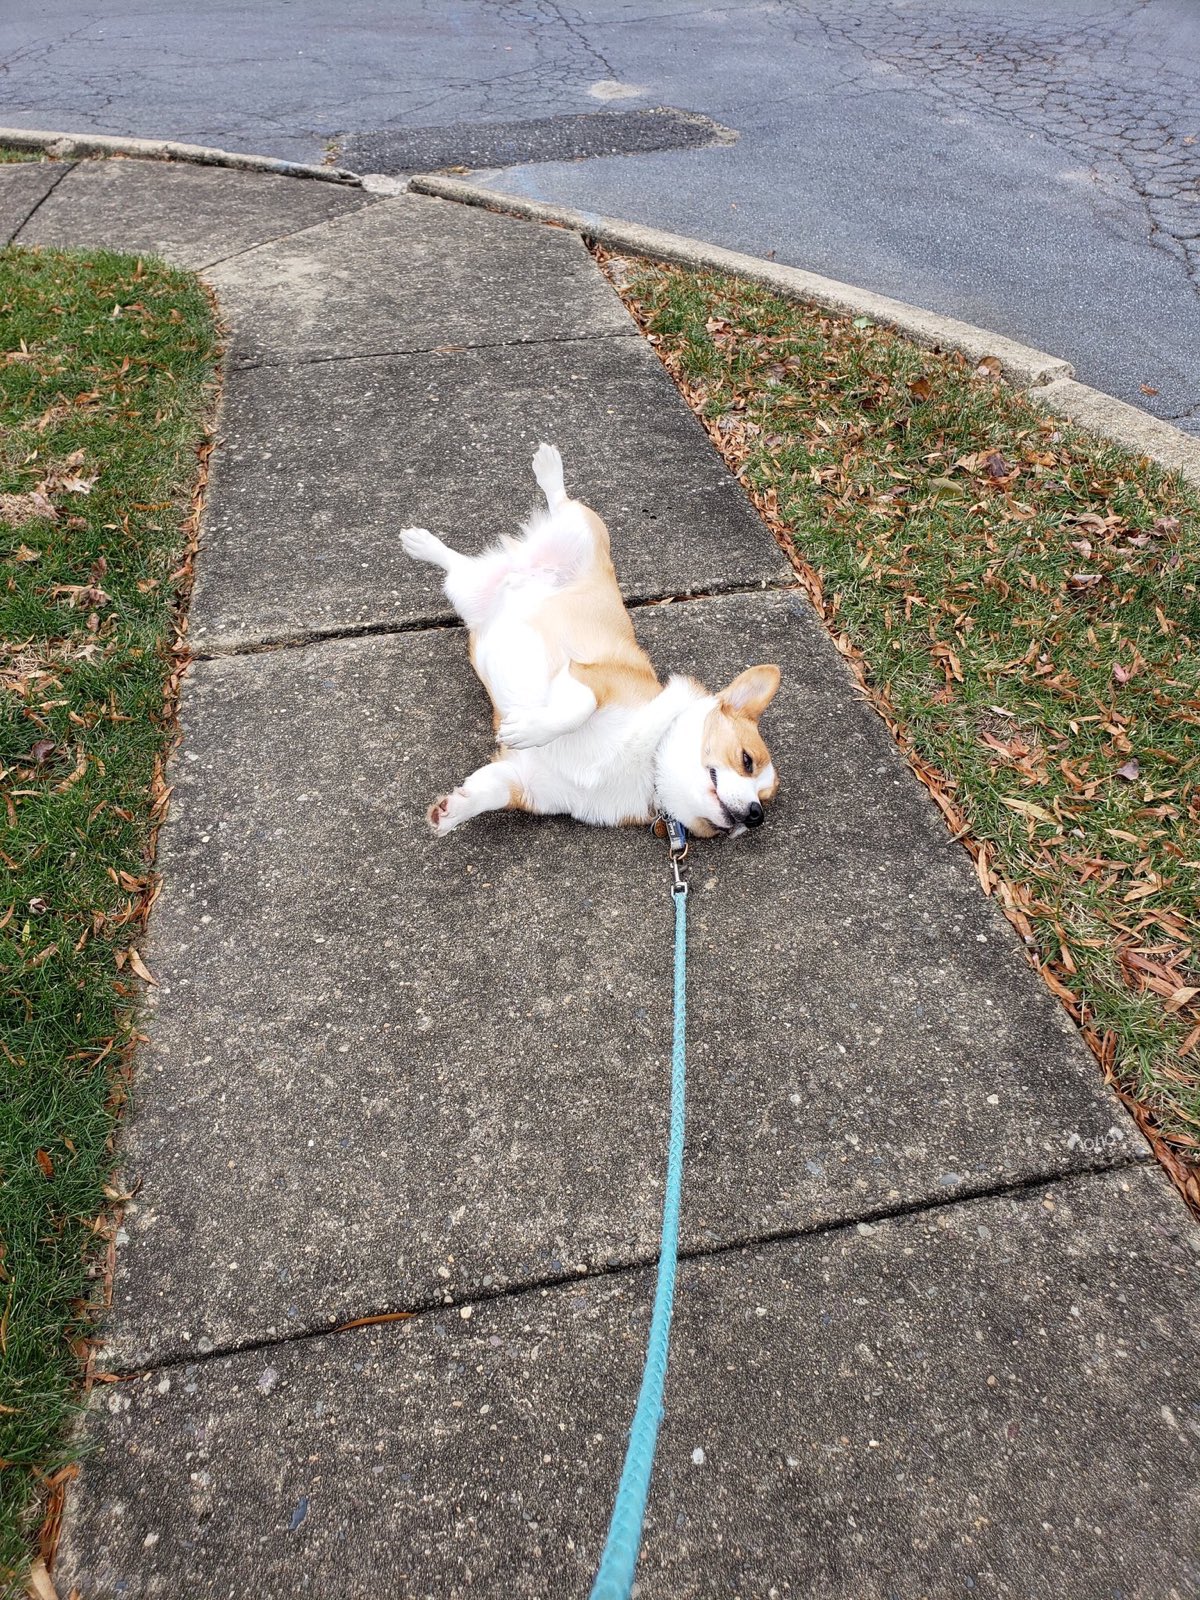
[589,820,689,1600]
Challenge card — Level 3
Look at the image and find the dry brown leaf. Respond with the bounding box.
[127,948,157,985]
[1001,796,1056,824]
[7,490,60,531]
[975,850,992,895]
[26,1557,59,1600]
[335,1309,416,1332]
[1164,986,1200,1015]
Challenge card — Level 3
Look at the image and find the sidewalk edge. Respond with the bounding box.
[0,125,360,186]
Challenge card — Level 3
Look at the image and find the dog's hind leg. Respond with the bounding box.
[532,442,567,512]
[427,758,524,836]
[400,526,500,629]
[399,526,464,572]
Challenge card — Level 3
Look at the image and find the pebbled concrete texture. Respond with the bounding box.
[0,0,1196,427]
[188,336,787,651]
[57,1165,1200,1599]
[13,156,375,269]
[102,593,1136,1369]
[205,193,633,364]
[0,158,68,245]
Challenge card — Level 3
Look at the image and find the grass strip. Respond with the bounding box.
[607,255,1200,1205]
[0,245,218,1590]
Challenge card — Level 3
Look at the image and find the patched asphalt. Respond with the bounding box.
[341,107,730,174]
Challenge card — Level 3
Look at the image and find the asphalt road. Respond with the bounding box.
[3,1,1198,427]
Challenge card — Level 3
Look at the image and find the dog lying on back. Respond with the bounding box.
[400,445,780,839]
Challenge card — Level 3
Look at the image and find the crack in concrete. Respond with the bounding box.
[189,578,801,662]
[7,156,76,243]
[227,324,638,374]
[104,1153,1148,1379]
[194,193,379,273]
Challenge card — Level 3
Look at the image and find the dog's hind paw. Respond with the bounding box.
[400,526,449,566]
[531,441,566,509]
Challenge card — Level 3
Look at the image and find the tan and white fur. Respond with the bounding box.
[400,444,780,839]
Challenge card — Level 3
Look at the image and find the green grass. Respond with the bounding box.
[615,258,1200,1190]
[0,246,218,1588]
[0,150,44,166]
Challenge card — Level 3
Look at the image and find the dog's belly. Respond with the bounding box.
[472,617,559,717]
[511,708,657,826]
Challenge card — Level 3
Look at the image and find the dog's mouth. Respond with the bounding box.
[708,768,740,836]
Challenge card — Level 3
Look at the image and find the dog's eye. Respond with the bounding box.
[741,749,754,775]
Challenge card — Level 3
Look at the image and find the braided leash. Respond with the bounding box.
[589,820,689,1600]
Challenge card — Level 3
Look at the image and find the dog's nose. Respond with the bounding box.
[745,801,765,828]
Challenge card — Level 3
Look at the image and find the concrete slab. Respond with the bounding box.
[13,158,374,269]
[0,158,66,244]
[57,1165,1199,1599]
[189,337,789,651]
[203,191,634,364]
[104,592,1135,1369]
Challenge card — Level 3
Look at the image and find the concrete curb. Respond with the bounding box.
[409,173,1200,490]
[0,125,361,187]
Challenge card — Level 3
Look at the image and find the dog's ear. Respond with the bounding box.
[719,664,780,721]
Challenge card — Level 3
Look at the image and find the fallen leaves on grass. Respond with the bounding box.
[0,244,220,1579]
[603,249,1200,1208]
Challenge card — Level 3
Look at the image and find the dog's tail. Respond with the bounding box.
[532,442,567,512]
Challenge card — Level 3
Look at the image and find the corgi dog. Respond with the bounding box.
[399,444,780,840]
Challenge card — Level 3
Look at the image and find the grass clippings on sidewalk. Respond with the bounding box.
[606,255,1200,1206]
[0,245,218,1590]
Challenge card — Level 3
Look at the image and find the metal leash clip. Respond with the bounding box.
[653,814,689,897]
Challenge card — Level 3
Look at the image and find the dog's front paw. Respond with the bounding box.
[497,711,550,750]
[427,793,463,835]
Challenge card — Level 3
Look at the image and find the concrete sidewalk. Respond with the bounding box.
[4,158,1197,1599]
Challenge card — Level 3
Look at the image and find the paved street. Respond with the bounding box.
[3,1,1198,429]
